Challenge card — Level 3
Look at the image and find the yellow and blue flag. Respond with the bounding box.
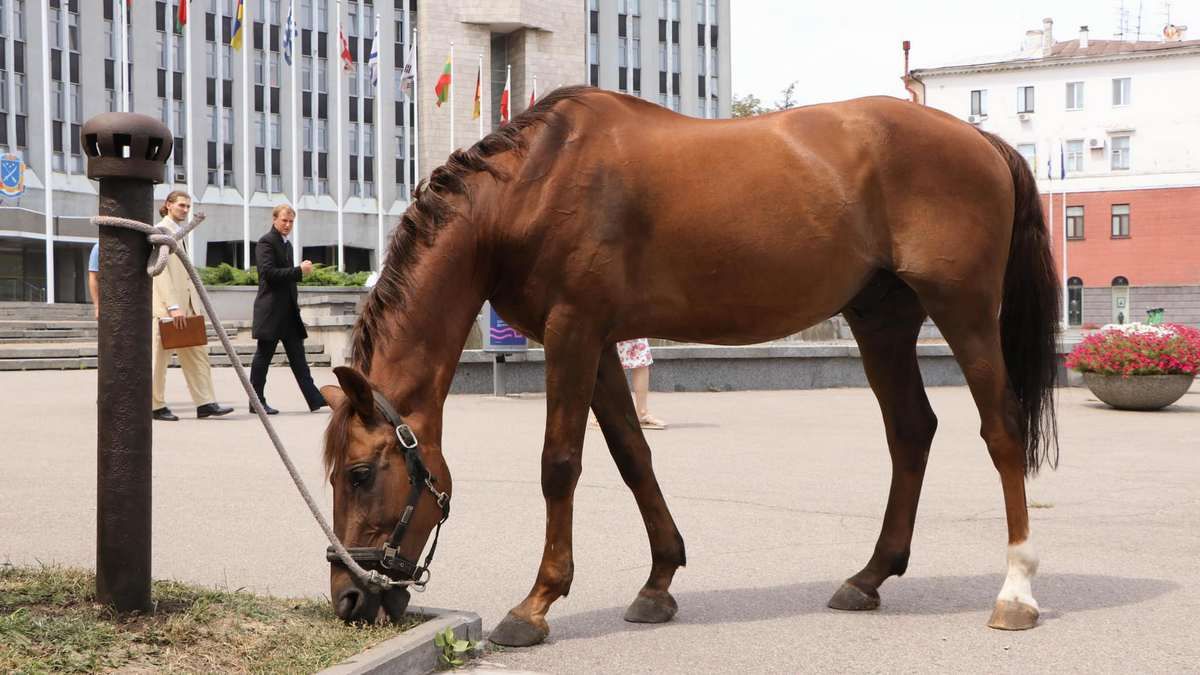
[230,0,245,51]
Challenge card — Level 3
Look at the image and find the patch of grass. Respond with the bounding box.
[0,564,422,674]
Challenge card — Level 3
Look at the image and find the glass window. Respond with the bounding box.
[1067,278,1082,326]
[304,118,313,150]
[255,114,266,145]
[206,43,217,77]
[1112,77,1131,106]
[1017,143,1036,170]
[348,122,358,153]
[1066,206,1084,239]
[671,44,680,72]
[1017,85,1034,113]
[223,109,234,138]
[1066,140,1083,173]
[1066,81,1084,110]
[970,89,987,116]
[1111,204,1130,237]
[1111,135,1130,170]
[270,114,281,148]
[318,120,328,151]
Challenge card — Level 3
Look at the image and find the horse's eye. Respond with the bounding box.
[349,466,373,488]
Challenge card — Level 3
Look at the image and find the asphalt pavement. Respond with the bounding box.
[2,368,1198,673]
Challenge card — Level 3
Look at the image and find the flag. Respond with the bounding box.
[230,0,245,51]
[529,76,537,108]
[1046,151,1052,181]
[499,68,511,124]
[367,18,380,88]
[1059,143,1066,179]
[283,3,297,66]
[471,68,481,119]
[175,0,189,31]
[434,55,451,107]
[339,30,354,73]
[399,41,416,101]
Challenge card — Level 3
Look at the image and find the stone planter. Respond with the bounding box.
[1081,372,1195,411]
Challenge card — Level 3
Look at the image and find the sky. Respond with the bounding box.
[730,0,1196,107]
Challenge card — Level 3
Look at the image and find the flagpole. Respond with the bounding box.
[375,15,383,270]
[477,55,483,140]
[185,0,196,256]
[1062,158,1069,330]
[336,0,344,271]
[401,17,410,203]
[412,26,420,185]
[242,1,252,268]
[40,0,54,303]
[290,0,300,258]
[449,42,455,155]
[121,1,131,112]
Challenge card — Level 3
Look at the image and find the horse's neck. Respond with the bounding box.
[370,224,488,416]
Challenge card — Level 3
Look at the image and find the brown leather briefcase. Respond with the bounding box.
[159,315,208,349]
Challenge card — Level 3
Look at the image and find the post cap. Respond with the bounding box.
[81,113,174,183]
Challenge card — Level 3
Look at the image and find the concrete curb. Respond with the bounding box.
[318,606,483,675]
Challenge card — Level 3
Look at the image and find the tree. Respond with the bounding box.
[731,93,768,118]
[775,81,798,110]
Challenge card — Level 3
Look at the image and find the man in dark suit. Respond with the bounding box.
[249,204,327,414]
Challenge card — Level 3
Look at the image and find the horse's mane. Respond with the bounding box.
[347,85,593,377]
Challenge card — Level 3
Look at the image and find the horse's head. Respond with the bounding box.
[320,366,451,624]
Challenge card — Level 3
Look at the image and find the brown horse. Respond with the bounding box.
[320,86,1060,644]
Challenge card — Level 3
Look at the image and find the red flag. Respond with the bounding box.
[339,30,354,72]
[175,0,189,31]
[500,69,511,124]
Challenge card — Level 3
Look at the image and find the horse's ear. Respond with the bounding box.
[320,384,346,410]
[332,366,375,420]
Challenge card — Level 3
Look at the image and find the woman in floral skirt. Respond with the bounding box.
[616,338,667,430]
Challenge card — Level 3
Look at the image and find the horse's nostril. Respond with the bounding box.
[336,589,362,620]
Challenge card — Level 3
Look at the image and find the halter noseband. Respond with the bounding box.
[325,390,450,590]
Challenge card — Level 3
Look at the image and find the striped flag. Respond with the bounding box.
[1059,143,1066,179]
[339,30,354,73]
[175,0,190,31]
[283,3,297,66]
[367,17,380,88]
[230,0,245,50]
[499,67,511,124]
[434,55,451,107]
[471,68,481,119]
[399,40,416,101]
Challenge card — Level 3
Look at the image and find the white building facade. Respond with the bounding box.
[908,20,1200,326]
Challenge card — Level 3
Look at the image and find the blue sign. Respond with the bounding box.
[481,301,527,352]
[0,153,25,199]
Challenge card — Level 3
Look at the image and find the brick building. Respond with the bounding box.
[907,19,1200,327]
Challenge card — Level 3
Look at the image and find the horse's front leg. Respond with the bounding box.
[489,315,602,647]
[591,344,685,623]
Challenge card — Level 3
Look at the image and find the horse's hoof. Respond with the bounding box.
[827,582,880,611]
[987,600,1039,630]
[488,611,548,647]
[624,591,678,623]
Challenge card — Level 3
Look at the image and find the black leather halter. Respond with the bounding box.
[325,390,450,589]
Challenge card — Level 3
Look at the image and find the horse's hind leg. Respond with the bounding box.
[828,276,938,611]
[591,344,686,623]
[919,288,1041,630]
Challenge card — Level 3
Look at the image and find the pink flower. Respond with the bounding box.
[1067,323,1200,376]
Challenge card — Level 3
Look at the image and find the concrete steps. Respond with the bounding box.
[0,341,327,371]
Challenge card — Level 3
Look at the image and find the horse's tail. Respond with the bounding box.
[980,130,1060,476]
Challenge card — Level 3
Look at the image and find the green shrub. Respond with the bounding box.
[197,263,367,287]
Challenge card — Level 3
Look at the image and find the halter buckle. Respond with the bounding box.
[395,423,418,449]
[381,544,402,569]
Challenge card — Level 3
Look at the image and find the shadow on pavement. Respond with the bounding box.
[541,573,1179,641]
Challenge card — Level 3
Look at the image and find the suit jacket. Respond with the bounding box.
[252,227,307,340]
[151,216,200,319]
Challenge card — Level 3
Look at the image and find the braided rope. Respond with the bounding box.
[92,215,408,592]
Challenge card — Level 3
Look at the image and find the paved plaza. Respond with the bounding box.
[2,368,1199,673]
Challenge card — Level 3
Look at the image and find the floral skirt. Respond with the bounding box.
[616,338,654,370]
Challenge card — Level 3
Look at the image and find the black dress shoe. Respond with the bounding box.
[152,407,179,422]
[197,402,233,418]
[250,401,279,415]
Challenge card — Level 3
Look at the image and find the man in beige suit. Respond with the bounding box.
[151,191,233,421]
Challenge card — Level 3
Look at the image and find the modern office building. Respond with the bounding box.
[907,19,1200,327]
[0,0,730,304]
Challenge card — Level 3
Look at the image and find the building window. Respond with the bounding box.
[1067,277,1083,326]
[970,89,987,116]
[1110,135,1130,170]
[1111,204,1130,238]
[1065,81,1084,110]
[1017,143,1036,171]
[1066,205,1084,239]
[1017,86,1034,113]
[1112,77,1131,106]
[1066,139,1083,173]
